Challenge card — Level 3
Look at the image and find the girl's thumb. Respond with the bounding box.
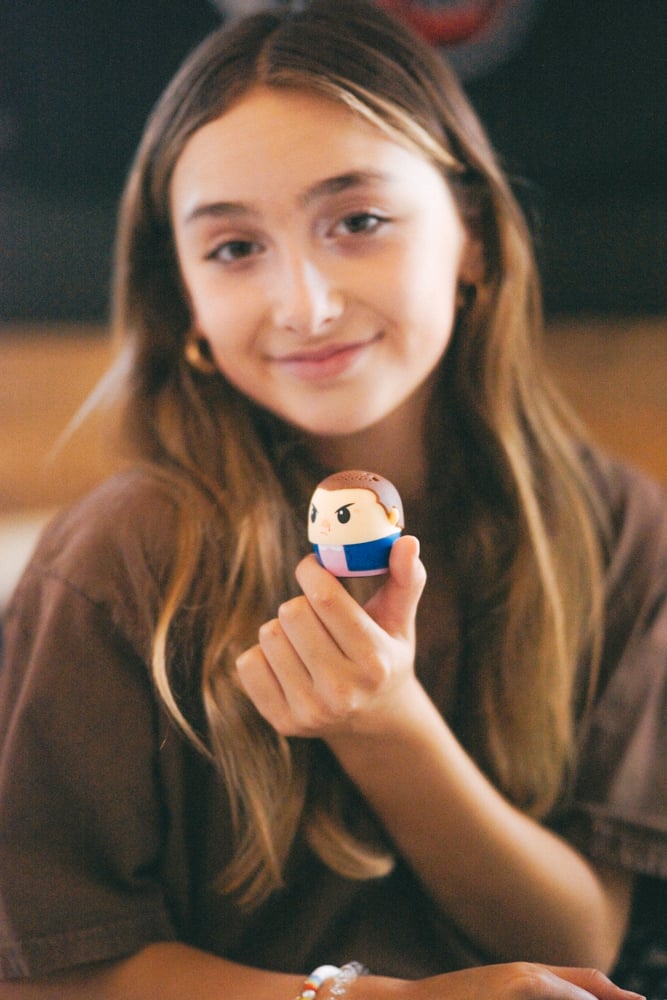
[365,534,426,638]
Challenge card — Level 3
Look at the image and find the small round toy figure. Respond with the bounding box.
[308,470,404,577]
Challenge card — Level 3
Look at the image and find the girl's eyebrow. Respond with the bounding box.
[184,200,252,225]
[301,169,389,206]
[183,169,390,226]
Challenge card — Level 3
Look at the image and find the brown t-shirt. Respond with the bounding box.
[0,460,665,981]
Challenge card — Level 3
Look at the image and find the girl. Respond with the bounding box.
[1,1,664,997]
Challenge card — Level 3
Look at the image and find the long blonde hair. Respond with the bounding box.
[108,0,607,908]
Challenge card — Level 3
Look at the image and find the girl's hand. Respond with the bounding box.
[381,965,645,1000]
[235,535,426,737]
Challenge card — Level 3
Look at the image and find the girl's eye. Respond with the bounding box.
[338,212,387,236]
[209,239,262,263]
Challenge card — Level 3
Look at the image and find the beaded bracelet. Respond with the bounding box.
[331,962,368,997]
[295,962,368,1000]
[295,965,341,1000]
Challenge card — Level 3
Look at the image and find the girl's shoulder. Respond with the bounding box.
[566,452,667,880]
[584,449,667,711]
[585,449,667,566]
[6,467,181,658]
[30,466,179,579]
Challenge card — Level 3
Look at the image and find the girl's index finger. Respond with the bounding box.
[291,553,382,660]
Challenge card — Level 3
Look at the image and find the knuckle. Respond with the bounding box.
[300,699,337,732]
[310,580,338,612]
[353,647,390,691]
[306,677,359,727]
[327,678,356,716]
[365,654,390,686]
[583,969,609,991]
[277,596,305,622]
[258,618,281,642]
[235,648,253,674]
[507,962,549,1000]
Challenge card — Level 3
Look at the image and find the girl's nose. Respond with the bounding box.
[273,253,344,337]
[320,518,332,534]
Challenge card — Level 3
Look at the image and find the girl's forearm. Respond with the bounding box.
[326,683,632,970]
[0,944,302,1000]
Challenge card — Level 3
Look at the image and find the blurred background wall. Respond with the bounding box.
[2,0,666,322]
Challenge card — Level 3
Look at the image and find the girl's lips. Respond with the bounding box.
[273,335,381,382]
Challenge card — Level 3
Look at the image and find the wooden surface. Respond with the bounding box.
[544,316,667,489]
[0,325,114,513]
[1,318,666,514]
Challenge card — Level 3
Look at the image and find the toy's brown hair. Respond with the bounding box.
[316,471,404,528]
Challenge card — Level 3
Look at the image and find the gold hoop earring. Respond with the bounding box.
[184,332,218,375]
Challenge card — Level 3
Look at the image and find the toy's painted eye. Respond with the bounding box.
[310,504,317,523]
[336,504,352,524]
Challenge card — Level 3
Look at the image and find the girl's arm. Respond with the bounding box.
[0,946,300,1000]
[237,538,633,970]
[0,944,646,1000]
[325,680,632,969]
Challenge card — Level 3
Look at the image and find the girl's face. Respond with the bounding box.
[170,86,480,440]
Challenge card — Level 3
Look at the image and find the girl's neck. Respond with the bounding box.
[305,383,434,502]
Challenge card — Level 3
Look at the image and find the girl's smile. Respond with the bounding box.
[170,86,480,442]
[269,331,384,383]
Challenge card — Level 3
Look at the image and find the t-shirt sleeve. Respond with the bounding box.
[559,461,667,879]
[0,540,177,979]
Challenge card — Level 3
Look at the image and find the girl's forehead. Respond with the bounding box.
[174,85,432,185]
[170,86,451,224]
[221,83,385,132]
[187,86,379,154]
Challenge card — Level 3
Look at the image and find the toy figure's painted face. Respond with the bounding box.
[308,470,404,577]
[308,486,400,545]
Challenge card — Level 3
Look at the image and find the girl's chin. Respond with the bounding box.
[288,411,389,441]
